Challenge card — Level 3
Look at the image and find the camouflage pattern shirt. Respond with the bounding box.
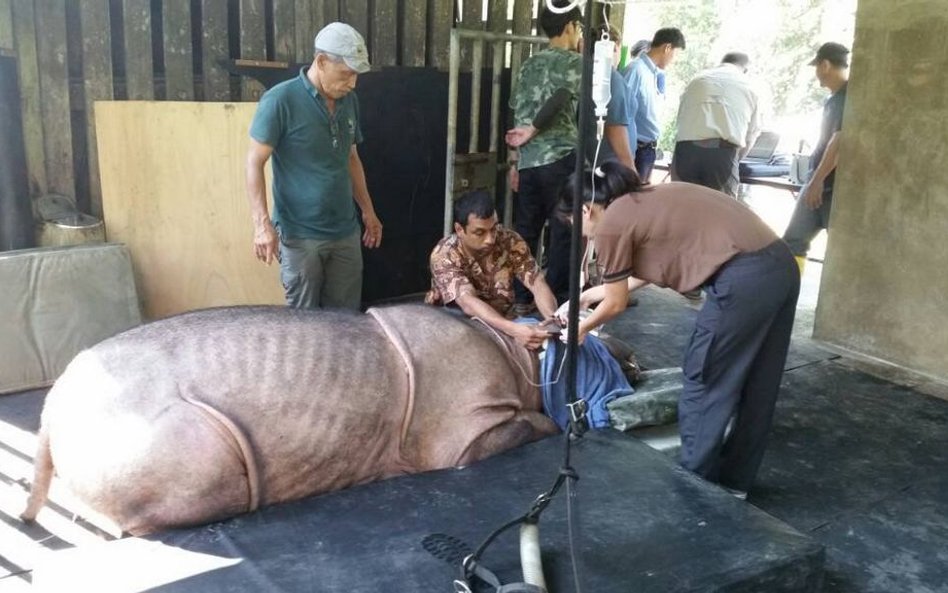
[510,47,582,170]
[425,227,540,317]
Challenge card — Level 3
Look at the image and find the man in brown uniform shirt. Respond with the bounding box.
[426,190,558,350]
[567,164,799,495]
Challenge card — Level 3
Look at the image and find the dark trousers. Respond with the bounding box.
[634,142,657,183]
[678,240,800,492]
[783,185,833,257]
[514,152,575,302]
[671,140,740,197]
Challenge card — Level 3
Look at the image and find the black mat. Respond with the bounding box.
[34,431,823,592]
[753,360,948,593]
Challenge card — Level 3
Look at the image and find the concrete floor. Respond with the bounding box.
[1,184,945,591]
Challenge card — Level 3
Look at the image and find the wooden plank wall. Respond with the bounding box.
[0,0,601,217]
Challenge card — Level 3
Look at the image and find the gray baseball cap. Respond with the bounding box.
[314,22,371,73]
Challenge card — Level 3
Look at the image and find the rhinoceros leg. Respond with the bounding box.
[456,412,558,467]
[61,401,258,536]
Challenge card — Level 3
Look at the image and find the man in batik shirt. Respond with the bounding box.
[426,191,558,350]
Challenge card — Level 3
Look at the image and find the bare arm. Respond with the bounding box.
[604,124,635,170]
[740,99,762,160]
[455,293,550,350]
[576,279,638,343]
[246,139,278,265]
[803,131,841,209]
[523,273,559,319]
[348,145,383,248]
[578,276,647,310]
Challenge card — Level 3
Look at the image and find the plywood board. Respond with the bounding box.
[95,101,285,319]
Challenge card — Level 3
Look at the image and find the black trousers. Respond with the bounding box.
[514,152,575,303]
[678,240,800,492]
[671,140,740,197]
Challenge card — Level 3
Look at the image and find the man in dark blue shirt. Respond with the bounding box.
[246,23,383,310]
[783,42,850,271]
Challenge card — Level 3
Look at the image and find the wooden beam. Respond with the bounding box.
[401,0,426,67]
[201,0,230,101]
[293,0,313,63]
[80,0,114,217]
[34,0,73,197]
[487,0,507,65]
[0,0,13,50]
[121,0,153,100]
[511,0,532,63]
[10,0,46,195]
[427,0,453,70]
[321,0,339,24]
[273,0,295,62]
[372,0,396,67]
[340,0,367,40]
[162,1,194,100]
[239,0,266,100]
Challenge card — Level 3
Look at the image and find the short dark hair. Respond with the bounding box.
[722,52,749,69]
[539,0,581,39]
[453,190,495,229]
[651,27,686,50]
[559,160,646,217]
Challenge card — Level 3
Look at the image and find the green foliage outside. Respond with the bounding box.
[621,0,856,152]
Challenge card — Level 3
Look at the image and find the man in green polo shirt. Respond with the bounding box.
[246,22,383,310]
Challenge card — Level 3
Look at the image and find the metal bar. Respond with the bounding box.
[444,29,460,237]
[468,38,484,154]
[566,0,597,434]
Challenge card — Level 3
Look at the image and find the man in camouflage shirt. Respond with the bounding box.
[507,0,583,309]
[426,191,558,350]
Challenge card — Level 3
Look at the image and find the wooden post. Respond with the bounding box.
[401,0,426,67]
[239,0,266,100]
[122,0,153,100]
[511,0,532,64]
[273,0,296,62]
[0,0,13,50]
[80,0,113,217]
[10,0,46,195]
[294,0,314,64]
[162,1,194,100]
[372,0,397,67]
[428,0,453,70]
[459,0,483,70]
[201,0,230,101]
[34,0,74,197]
[340,0,367,43]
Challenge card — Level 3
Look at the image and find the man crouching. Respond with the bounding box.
[425,191,558,350]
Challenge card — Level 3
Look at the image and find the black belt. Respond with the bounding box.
[680,138,739,149]
[636,140,657,149]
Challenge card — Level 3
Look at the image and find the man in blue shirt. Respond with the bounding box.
[246,22,383,310]
[624,27,686,182]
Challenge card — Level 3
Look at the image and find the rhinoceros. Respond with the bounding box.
[21,305,559,535]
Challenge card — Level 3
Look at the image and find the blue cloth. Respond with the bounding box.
[540,334,635,430]
[623,54,662,145]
